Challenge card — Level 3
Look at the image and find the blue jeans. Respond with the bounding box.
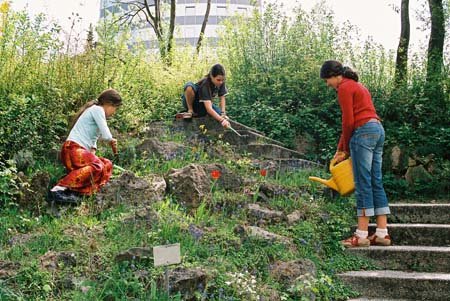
[181,82,222,116]
[350,121,390,217]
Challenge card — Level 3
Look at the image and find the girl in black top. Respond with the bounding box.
[181,63,230,128]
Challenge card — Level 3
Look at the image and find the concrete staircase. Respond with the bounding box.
[169,117,450,299]
[340,202,450,300]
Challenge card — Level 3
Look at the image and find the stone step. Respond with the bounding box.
[347,245,450,272]
[339,270,450,300]
[348,298,413,301]
[253,158,323,172]
[246,143,303,159]
[365,223,450,246]
[389,203,450,224]
[221,130,279,146]
[390,199,449,204]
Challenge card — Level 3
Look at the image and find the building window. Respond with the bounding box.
[237,7,248,15]
[184,26,196,38]
[185,6,195,16]
[217,6,227,15]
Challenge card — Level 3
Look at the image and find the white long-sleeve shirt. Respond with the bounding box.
[67,105,113,150]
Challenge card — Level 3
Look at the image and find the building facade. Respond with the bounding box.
[100,0,261,48]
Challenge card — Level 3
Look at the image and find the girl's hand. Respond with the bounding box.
[90,148,96,155]
[110,139,118,155]
[220,119,230,128]
[333,151,348,163]
[221,112,229,120]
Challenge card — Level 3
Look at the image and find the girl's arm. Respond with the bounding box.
[219,96,226,116]
[92,107,113,141]
[204,101,230,128]
[337,86,355,154]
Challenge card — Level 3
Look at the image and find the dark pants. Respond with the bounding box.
[181,82,221,117]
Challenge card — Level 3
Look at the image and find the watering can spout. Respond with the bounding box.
[308,176,338,191]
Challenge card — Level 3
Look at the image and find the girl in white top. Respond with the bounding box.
[50,88,122,196]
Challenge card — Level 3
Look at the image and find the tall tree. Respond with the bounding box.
[394,0,410,87]
[85,23,95,52]
[196,0,212,54]
[114,0,176,63]
[426,0,445,87]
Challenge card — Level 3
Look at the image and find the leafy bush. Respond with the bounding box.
[0,157,20,204]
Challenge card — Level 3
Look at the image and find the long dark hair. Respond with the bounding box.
[69,88,122,131]
[197,63,226,85]
[320,60,359,82]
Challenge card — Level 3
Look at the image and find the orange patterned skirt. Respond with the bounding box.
[57,141,112,195]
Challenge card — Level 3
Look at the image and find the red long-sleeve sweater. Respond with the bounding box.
[337,78,379,153]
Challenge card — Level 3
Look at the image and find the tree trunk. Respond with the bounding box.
[196,0,212,54]
[165,0,176,63]
[426,0,445,85]
[394,0,410,87]
[115,0,176,63]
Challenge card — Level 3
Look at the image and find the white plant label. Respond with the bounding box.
[153,243,181,267]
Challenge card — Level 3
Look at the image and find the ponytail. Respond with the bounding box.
[320,60,359,82]
[68,100,97,132]
[342,66,359,82]
[68,88,122,132]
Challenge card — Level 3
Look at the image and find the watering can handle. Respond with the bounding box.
[329,158,338,170]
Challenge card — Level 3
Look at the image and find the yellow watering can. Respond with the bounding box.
[309,158,355,196]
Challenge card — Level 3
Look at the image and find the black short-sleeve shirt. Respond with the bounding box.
[198,77,228,102]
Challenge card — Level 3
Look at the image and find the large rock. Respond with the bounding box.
[234,225,296,250]
[120,206,159,228]
[142,121,171,138]
[166,163,242,208]
[97,171,166,208]
[166,164,210,208]
[17,171,50,210]
[136,138,186,160]
[390,145,402,172]
[293,133,315,155]
[269,259,317,285]
[246,203,286,224]
[39,251,77,271]
[115,247,152,263]
[405,165,433,185]
[202,163,243,191]
[159,267,208,301]
[0,260,20,279]
[8,233,34,246]
[286,210,306,225]
[259,183,298,198]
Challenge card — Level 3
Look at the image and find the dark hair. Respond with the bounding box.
[69,88,122,131]
[209,63,226,78]
[320,60,359,82]
[197,63,226,86]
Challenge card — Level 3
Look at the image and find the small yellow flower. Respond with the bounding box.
[0,1,10,14]
[199,124,207,134]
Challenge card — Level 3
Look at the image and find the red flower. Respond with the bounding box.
[211,170,221,180]
[260,169,267,177]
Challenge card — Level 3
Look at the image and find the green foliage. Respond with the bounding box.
[218,4,395,156]
[0,158,20,204]
[217,3,448,196]
[1,3,448,198]
[0,8,211,162]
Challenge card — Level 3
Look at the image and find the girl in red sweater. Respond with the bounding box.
[320,60,391,248]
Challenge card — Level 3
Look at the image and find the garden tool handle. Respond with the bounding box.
[110,138,118,155]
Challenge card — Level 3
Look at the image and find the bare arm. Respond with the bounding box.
[204,101,230,128]
[219,96,226,115]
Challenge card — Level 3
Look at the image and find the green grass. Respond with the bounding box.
[0,133,373,301]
